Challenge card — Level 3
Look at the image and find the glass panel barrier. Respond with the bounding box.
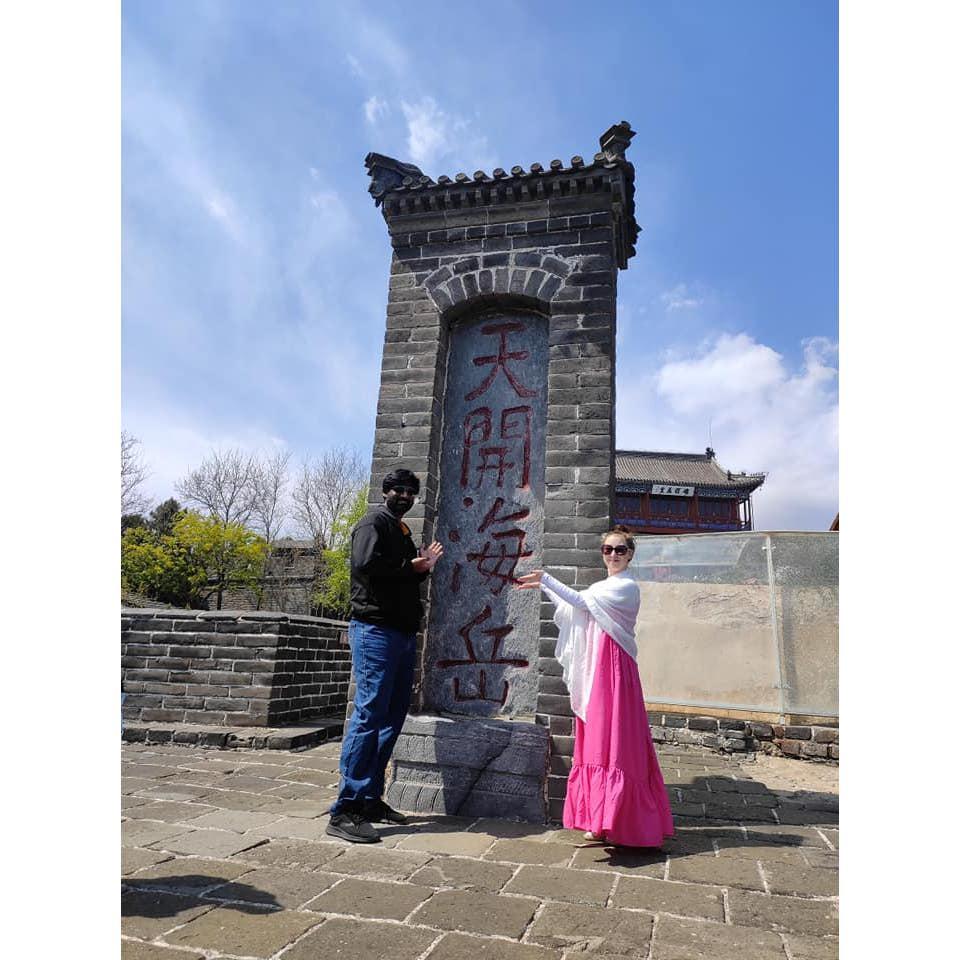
[628,532,838,718]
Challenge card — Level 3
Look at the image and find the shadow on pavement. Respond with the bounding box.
[121,877,282,915]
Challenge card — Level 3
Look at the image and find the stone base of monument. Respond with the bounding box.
[385,714,549,823]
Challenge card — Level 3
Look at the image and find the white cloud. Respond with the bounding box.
[345,53,365,80]
[401,97,450,166]
[656,333,785,414]
[617,333,839,531]
[352,19,410,77]
[660,283,703,311]
[123,46,250,247]
[363,95,389,125]
[399,96,493,173]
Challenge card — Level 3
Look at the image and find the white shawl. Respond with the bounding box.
[542,571,640,721]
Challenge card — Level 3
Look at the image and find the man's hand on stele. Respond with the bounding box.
[412,541,443,573]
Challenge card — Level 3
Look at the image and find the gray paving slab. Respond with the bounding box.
[263,781,320,799]
[410,856,517,893]
[160,904,321,956]
[120,889,214,940]
[122,800,217,823]
[121,941,205,960]
[267,798,333,818]
[121,820,192,849]
[136,783,215,802]
[652,915,786,960]
[783,932,841,959]
[322,845,432,881]
[152,828,267,859]
[277,767,340,786]
[304,877,433,920]
[762,862,839,898]
[668,854,765,891]
[503,864,614,905]
[280,916,438,960]
[429,932,561,959]
[124,856,252,894]
[397,828,495,857]
[728,888,839,936]
[121,847,174,876]
[467,818,555,840]
[230,837,345,871]
[205,865,341,908]
[525,901,654,953]
[568,844,667,879]
[612,875,725,921]
[119,740,839,959]
[186,788,279,812]
[248,815,334,841]
[483,838,579,866]
[801,848,839,870]
[183,808,285,832]
[409,888,540,938]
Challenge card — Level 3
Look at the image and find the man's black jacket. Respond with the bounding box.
[349,505,428,633]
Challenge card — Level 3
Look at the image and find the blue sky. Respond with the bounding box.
[122,0,838,531]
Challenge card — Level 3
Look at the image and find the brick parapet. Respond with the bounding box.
[121,609,350,727]
[648,711,839,762]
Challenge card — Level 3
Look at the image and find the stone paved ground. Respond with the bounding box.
[121,740,838,960]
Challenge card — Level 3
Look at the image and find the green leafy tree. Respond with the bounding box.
[174,512,269,610]
[149,498,183,537]
[121,525,199,607]
[121,513,148,534]
[121,511,268,609]
[313,489,368,618]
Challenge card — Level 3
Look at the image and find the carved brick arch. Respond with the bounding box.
[423,253,575,320]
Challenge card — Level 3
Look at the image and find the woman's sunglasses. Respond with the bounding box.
[601,544,630,556]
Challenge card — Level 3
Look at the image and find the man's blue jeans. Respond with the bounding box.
[331,620,417,815]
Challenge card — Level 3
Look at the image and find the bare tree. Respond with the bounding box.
[249,450,292,543]
[175,449,259,527]
[248,450,292,611]
[290,446,366,549]
[121,431,153,516]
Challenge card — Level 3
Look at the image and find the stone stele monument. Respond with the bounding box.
[358,122,639,822]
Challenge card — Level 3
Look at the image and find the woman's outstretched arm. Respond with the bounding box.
[515,570,589,609]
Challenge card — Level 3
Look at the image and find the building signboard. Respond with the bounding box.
[651,484,694,497]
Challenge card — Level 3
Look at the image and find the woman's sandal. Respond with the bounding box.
[583,831,606,842]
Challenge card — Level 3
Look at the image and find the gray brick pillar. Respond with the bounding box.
[359,122,639,821]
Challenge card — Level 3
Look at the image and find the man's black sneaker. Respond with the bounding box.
[325,811,380,843]
[364,798,409,825]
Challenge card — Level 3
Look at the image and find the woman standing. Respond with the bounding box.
[516,526,674,847]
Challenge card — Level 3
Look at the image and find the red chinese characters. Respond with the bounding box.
[465,321,538,401]
[436,605,530,706]
[439,319,541,706]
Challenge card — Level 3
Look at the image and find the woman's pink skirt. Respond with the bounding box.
[563,632,675,847]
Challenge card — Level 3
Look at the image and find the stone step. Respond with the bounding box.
[121,715,343,750]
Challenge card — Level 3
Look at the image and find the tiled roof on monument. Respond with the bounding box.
[365,121,640,266]
[616,448,766,492]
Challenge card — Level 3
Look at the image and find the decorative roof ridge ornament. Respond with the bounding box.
[598,120,636,162]
[364,152,432,206]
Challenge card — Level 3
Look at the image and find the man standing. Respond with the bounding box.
[326,468,443,843]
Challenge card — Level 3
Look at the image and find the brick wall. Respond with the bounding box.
[648,712,839,762]
[121,609,350,727]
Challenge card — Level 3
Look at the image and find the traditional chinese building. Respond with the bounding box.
[614,448,765,535]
